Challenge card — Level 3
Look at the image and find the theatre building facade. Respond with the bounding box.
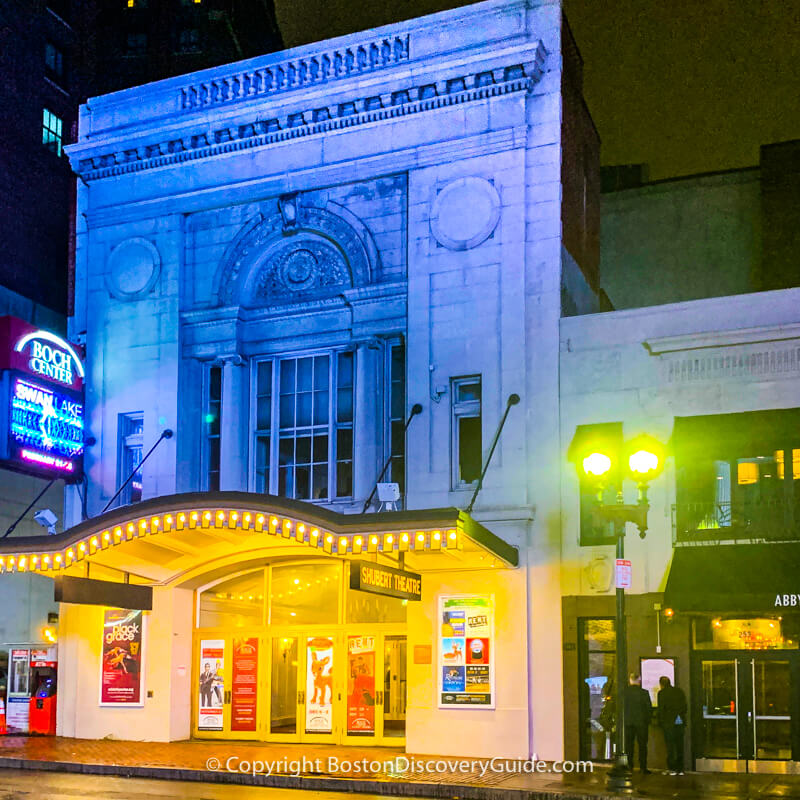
[0,0,601,759]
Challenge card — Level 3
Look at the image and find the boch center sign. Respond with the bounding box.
[349,560,422,601]
[0,316,85,480]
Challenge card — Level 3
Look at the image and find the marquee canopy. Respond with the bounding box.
[0,492,518,585]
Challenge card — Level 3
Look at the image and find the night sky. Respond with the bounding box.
[274,0,800,180]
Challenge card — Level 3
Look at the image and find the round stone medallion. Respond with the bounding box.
[281,248,318,290]
[430,176,501,250]
[106,238,161,301]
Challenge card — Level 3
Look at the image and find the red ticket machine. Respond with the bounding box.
[4,645,57,735]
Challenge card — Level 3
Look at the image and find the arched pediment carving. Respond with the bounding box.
[215,201,375,308]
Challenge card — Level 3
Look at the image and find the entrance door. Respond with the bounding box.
[342,632,407,745]
[194,634,263,740]
[266,631,407,744]
[694,653,799,772]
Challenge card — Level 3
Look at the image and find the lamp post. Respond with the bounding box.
[578,435,665,792]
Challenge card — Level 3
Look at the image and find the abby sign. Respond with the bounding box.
[0,317,85,480]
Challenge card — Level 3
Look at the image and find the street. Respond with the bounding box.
[0,770,434,800]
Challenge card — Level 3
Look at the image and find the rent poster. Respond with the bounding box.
[100,609,144,706]
[306,637,334,733]
[198,639,225,730]
[347,635,376,735]
[438,595,495,708]
[231,637,258,732]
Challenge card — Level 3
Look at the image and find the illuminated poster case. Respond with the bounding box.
[438,595,495,708]
[0,317,85,481]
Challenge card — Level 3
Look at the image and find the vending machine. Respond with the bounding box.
[4,644,57,734]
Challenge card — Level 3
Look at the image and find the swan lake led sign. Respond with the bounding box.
[0,318,85,480]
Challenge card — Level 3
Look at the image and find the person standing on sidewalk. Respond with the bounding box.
[658,675,688,775]
[624,673,652,774]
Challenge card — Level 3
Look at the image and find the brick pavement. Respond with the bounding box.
[2,736,800,799]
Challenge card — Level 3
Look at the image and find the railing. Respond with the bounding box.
[672,499,800,544]
[180,34,411,110]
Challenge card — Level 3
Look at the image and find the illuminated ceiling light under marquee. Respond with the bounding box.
[0,496,517,575]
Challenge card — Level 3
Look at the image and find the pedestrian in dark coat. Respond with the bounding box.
[658,675,688,775]
[624,673,652,773]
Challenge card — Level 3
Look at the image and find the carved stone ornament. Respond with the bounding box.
[430,176,501,250]
[253,238,349,301]
[105,237,161,301]
[216,203,372,308]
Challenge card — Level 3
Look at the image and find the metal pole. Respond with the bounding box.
[607,521,633,791]
[361,404,422,513]
[466,393,520,515]
[102,429,173,513]
[2,479,56,538]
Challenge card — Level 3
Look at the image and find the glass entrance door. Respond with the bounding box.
[694,654,798,771]
[194,633,263,740]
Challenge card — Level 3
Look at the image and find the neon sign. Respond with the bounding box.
[9,376,83,475]
[14,331,84,388]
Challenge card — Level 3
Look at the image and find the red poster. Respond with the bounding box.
[231,637,258,732]
[100,609,144,706]
[347,635,376,735]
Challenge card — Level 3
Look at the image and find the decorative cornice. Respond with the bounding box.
[74,50,545,183]
[643,323,800,355]
[179,33,411,111]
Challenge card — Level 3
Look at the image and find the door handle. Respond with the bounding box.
[224,690,231,704]
[298,691,305,705]
[376,691,384,705]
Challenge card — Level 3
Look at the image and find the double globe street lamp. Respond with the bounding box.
[577,434,665,792]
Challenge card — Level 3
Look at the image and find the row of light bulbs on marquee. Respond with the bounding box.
[0,508,462,574]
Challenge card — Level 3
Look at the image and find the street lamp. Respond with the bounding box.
[577,433,665,791]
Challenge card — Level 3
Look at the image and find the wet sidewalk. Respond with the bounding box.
[0,736,797,799]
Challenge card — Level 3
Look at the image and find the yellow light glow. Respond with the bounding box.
[152,518,160,527]
[355,536,362,545]
[629,449,659,475]
[166,515,173,524]
[67,549,74,559]
[326,535,333,544]
[19,556,27,570]
[217,511,224,519]
[114,527,123,539]
[91,537,98,547]
[416,532,425,542]
[232,512,238,521]
[55,554,62,564]
[401,533,409,542]
[583,452,612,477]
[433,532,441,541]
[127,523,135,533]
[386,535,394,544]
[43,555,50,564]
[664,607,674,618]
[298,524,306,534]
[79,543,86,552]
[339,537,348,551]
[43,626,57,643]
[311,528,319,538]
[104,532,111,541]
[31,556,38,566]
[270,517,278,528]
[448,530,457,540]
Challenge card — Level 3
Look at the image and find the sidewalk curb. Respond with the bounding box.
[0,757,629,800]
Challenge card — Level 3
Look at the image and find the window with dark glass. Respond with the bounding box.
[44,42,64,83]
[674,410,800,542]
[452,377,481,486]
[388,342,406,495]
[125,32,147,57]
[42,109,63,156]
[119,413,144,505]
[177,28,200,53]
[205,365,222,491]
[254,351,354,501]
[578,618,616,762]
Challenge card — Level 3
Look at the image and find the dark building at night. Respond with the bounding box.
[0,0,282,316]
